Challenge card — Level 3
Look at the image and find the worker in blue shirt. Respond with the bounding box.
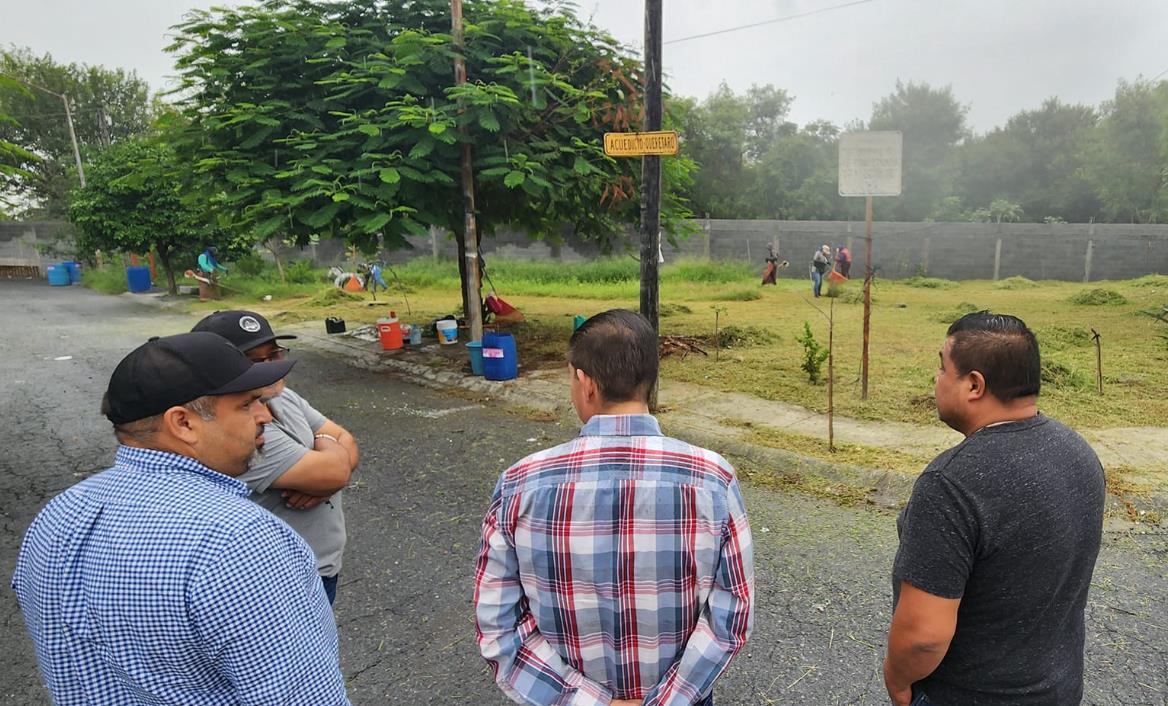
[196,246,228,300]
[12,332,350,705]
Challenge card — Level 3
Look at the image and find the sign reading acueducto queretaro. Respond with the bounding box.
[603,131,679,157]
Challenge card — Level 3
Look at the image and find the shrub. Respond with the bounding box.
[231,252,268,277]
[81,264,128,294]
[795,321,829,383]
[1069,288,1127,306]
[283,259,322,284]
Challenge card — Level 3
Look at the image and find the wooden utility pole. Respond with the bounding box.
[828,298,835,452]
[641,0,663,407]
[861,195,873,399]
[451,0,482,342]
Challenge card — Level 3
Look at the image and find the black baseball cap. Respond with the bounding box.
[191,310,297,353]
[103,332,295,424]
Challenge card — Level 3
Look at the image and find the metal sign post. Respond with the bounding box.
[838,131,902,400]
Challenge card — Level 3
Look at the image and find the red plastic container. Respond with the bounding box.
[377,311,403,350]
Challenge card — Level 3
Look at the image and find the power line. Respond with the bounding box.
[664,0,876,45]
[1153,65,1168,81]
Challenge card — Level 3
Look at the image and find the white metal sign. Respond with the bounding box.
[838,131,903,197]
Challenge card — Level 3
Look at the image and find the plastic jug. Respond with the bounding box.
[377,311,403,350]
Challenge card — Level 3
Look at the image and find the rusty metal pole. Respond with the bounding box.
[452,0,483,343]
[861,195,873,400]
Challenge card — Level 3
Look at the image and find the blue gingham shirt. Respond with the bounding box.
[475,414,754,705]
[12,446,349,705]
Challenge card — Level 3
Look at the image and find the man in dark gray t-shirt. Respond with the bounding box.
[884,312,1105,706]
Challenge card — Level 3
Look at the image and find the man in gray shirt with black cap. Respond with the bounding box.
[194,310,358,604]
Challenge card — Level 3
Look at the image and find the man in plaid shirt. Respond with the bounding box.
[474,310,754,706]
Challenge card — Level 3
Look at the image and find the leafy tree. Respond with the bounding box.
[968,198,1024,224]
[68,136,230,295]
[0,76,36,216]
[869,80,969,221]
[1081,79,1168,223]
[676,82,796,218]
[0,47,155,216]
[955,98,1098,222]
[748,122,842,220]
[168,0,696,314]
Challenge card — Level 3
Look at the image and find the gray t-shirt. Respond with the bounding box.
[892,414,1105,705]
[240,387,347,577]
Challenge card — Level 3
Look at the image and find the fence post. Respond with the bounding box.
[1084,239,1094,283]
[703,214,711,260]
[993,238,1002,281]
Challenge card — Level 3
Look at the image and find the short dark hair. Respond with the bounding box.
[568,309,658,403]
[946,312,1040,401]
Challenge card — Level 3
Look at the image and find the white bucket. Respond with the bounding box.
[436,319,458,345]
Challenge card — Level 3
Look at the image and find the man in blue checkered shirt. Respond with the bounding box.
[12,332,350,704]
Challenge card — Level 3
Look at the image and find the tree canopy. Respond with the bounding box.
[68,134,231,295]
[0,47,155,217]
[675,77,1168,224]
[167,0,696,257]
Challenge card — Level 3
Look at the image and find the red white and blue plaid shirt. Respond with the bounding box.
[474,414,754,706]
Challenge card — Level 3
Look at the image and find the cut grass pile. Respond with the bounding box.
[1069,288,1128,306]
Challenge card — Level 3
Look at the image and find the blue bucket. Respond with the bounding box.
[482,332,518,381]
[46,265,70,286]
[126,266,152,293]
[62,261,82,284]
[466,341,484,376]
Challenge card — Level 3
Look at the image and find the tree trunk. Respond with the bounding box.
[158,248,178,296]
[455,228,469,318]
[267,237,286,283]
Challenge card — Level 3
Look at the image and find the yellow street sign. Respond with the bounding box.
[603,131,679,157]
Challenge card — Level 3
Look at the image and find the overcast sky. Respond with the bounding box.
[3,0,1166,132]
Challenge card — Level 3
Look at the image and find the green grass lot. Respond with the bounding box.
[191,257,1167,434]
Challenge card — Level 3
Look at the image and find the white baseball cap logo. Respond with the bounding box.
[238,316,262,333]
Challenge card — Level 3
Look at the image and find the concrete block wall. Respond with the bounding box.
[13,219,1168,282]
[0,221,75,276]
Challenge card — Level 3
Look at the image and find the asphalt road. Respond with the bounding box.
[1,280,1165,705]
